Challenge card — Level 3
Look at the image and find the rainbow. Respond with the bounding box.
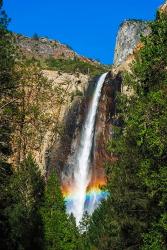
[84,188,109,211]
[62,178,109,214]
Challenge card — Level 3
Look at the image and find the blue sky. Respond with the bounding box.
[4,0,164,64]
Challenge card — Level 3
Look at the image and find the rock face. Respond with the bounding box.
[92,1,167,185]
[89,72,122,187]
[39,70,91,173]
[13,18,152,180]
[59,71,122,190]
[160,1,167,13]
[32,18,149,177]
[114,20,150,66]
[12,33,105,174]
[47,75,97,176]
[15,34,99,65]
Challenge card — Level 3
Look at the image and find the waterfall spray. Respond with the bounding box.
[65,73,108,225]
[69,73,107,224]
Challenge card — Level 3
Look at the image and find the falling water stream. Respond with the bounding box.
[65,73,108,225]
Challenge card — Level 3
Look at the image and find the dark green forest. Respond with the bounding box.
[1,0,167,249]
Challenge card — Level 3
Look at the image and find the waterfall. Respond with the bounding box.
[65,73,108,225]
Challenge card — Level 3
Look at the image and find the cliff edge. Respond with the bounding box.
[114,20,150,66]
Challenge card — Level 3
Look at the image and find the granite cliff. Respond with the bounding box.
[10,33,107,173]
[38,17,151,176]
[114,20,150,66]
[15,34,99,65]
[12,4,162,177]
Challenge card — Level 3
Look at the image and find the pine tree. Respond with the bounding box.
[0,0,16,161]
[0,161,13,250]
[41,170,80,250]
[6,155,44,250]
[0,2,17,249]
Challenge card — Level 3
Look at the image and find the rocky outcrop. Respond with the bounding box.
[15,34,99,65]
[42,71,97,175]
[160,1,167,13]
[12,33,106,175]
[47,75,98,177]
[114,20,150,66]
[58,0,167,189]
[43,19,149,184]
[112,19,151,97]
[26,70,90,173]
[90,0,167,188]
[89,72,122,187]
[59,71,122,189]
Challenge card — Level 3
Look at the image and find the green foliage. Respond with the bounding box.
[86,11,167,250]
[0,5,18,249]
[11,61,56,164]
[6,155,44,250]
[87,200,117,250]
[0,2,83,250]
[41,170,80,250]
[0,3,16,161]
[0,161,13,250]
[45,57,107,77]
[142,229,165,250]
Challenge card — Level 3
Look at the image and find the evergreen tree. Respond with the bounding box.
[41,170,80,250]
[6,155,44,250]
[0,161,13,250]
[0,0,16,161]
[79,212,91,250]
[0,2,17,249]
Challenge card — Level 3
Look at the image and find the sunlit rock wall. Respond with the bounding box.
[46,75,97,176]
[114,20,150,66]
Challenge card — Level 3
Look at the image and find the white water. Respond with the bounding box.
[69,73,108,225]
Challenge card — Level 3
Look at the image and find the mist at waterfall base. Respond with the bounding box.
[62,73,108,225]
